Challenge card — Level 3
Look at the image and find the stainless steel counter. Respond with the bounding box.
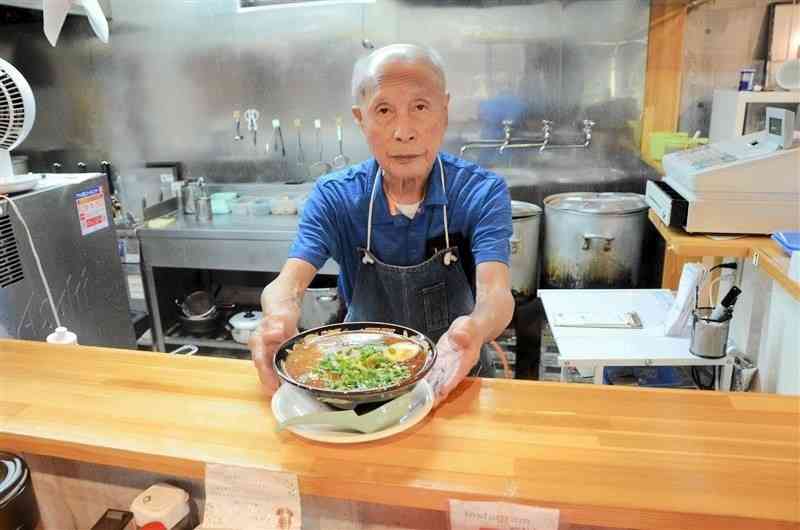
[137,210,338,352]
[139,212,300,241]
[138,213,338,275]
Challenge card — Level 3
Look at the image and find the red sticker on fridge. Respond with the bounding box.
[75,186,109,236]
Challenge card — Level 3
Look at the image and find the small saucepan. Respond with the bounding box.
[274,321,437,408]
[177,309,222,336]
[228,310,263,344]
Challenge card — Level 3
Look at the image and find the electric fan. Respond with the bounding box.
[0,58,37,194]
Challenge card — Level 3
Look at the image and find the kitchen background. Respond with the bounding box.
[1,0,654,191]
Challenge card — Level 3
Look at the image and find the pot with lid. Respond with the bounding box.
[0,452,39,530]
[228,310,263,344]
[509,200,542,299]
[543,192,648,289]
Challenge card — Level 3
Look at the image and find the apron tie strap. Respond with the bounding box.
[438,156,457,266]
[365,155,456,266]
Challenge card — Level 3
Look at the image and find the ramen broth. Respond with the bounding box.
[284,332,426,391]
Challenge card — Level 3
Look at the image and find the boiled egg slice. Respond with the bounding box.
[386,341,421,362]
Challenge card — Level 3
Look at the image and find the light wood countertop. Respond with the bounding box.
[1,340,798,530]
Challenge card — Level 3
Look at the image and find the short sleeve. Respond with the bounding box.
[470,177,512,266]
[288,183,339,269]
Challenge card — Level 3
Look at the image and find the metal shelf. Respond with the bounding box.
[161,322,250,352]
[137,326,250,354]
[163,334,250,353]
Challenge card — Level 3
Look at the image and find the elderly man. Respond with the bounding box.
[251,44,514,403]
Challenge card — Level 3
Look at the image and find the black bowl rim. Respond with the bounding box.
[273,321,438,399]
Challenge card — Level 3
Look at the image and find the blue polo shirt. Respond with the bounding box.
[289,151,512,307]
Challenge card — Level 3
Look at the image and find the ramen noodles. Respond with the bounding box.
[284,331,426,391]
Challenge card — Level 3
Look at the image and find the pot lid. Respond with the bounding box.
[544,192,647,214]
[0,452,27,507]
[511,200,542,219]
[229,310,262,330]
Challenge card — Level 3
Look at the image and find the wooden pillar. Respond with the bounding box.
[641,0,688,160]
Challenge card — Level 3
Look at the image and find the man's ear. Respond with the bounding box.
[443,92,450,129]
[352,106,364,129]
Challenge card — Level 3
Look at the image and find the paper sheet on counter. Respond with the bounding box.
[199,463,301,530]
[449,500,559,530]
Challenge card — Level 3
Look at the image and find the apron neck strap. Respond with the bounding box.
[364,156,456,266]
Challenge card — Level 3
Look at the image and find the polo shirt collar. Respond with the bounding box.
[369,154,448,225]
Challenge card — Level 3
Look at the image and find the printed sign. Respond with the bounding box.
[74,186,109,236]
[200,463,301,530]
[449,500,559,530]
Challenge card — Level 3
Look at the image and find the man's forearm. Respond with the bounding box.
[260,258,317,323]
[470,283,514,343]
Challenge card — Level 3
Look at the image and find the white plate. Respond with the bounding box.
[0,174,40,195]
[271,380,434,444]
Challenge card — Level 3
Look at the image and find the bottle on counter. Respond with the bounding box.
[46,327,78,345]
[130,483,195,530]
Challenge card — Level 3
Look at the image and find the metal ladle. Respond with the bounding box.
[309,119,332,178]
[332,117,350,170]
[294,118,311,181]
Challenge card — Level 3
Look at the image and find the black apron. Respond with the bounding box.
[344,156,494,377]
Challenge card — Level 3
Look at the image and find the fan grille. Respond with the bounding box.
[0,213,24,288]
[0,67,26,150]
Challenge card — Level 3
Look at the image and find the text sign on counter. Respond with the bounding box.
[199,463,300,530]
[449,500,559,530]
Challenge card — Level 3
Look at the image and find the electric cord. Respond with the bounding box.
[0,194,61,328]
[691,366,716,390]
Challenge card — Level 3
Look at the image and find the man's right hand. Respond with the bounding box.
[250,313,298,395]
[251,258,317,395]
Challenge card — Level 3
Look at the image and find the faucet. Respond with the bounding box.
[582,119,595,148]
[538,120,553,152]
[460,117,593,156]
[459,120,514,156]
[498,120,551,154]
[497,120,515,153]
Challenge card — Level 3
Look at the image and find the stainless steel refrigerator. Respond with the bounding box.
[0,173,135,348]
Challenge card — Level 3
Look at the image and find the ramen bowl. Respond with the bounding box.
[274,321,437,408]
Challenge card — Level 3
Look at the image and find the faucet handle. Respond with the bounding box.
[501,119,514,127]
[541,119,554,127]
[582,119,596,130]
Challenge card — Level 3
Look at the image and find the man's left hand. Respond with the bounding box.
[426,316,484,404]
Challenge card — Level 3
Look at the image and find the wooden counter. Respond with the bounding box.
[1,340,798,530]
[649,210,800,301]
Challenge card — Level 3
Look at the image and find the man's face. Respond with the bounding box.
[352,61,449,182]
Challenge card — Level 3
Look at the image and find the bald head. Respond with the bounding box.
[351,44,447,106]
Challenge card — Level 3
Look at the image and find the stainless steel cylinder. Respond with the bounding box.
[182,183,197,214]
[690,308,731,359]
[195,196,212,222]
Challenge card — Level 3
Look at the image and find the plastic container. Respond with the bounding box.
[649,132,708,160]
[270,196,298,215]
[771,231,800,255]
[229,198,250,216]
[250,199,271,216]
[210,197,231,215]
[130,483,191,530]
[46,326,78,345]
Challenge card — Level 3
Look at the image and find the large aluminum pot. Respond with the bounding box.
[509,200,542,298]
[299,276,342,330]
[543,192,648,288]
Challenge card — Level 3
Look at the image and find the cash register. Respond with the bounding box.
[646,107,799,234]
